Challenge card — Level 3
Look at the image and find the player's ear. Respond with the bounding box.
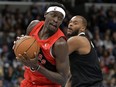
[81,27,86,32]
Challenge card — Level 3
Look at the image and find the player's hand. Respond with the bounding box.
[16,52,39,69]
[12,34,25,50]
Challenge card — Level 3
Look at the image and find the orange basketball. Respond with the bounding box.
[13,36,40,59]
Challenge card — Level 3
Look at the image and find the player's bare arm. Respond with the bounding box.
[26,20,39,35]
[38,38,70,85]
[67,36,91,55]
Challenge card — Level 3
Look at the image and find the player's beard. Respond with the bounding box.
[69,29,79,37]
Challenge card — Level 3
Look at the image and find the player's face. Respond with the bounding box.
[44,11,64,33]
[67,16,83,36]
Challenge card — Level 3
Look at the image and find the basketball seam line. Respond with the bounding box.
[25,39,36,53]
[15,38,31,52]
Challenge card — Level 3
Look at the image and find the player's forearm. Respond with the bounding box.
[37,66,68,86]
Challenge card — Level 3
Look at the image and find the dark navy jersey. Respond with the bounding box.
[69,33,103,87]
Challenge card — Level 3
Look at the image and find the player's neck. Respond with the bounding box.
[39,27,54,40]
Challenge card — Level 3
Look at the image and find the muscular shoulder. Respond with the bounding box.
[54,37,67,47]
[68,36,88,46]
[67,36,90,54]
[26,20,40,35]
[53,37,68,57]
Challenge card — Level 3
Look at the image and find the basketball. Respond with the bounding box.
[13,36,40,59]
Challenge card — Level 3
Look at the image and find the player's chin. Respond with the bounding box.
[67,32,72,36]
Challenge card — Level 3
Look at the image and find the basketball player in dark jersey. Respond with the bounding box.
[65,16,103,87]
[13,3,70,87]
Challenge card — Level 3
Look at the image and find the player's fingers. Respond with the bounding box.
[16,57,22,61]
[30,52,38,62]
[21,34,24,37]
[16,57,25,64]
[30,57,38,62]
[12,45,15,50]
[24,52,29,60]
[16,57,19,60]
[17,36,20,40]
[18,54,27,61]
[12,41,16,49]
[34,52,38,61]
[16,57,29,66]
[34,52,37,57]
[17,55,28,63]
[17,35,24,40]
[14,41,16,44]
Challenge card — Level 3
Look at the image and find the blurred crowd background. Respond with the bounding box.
[0,0,116,87]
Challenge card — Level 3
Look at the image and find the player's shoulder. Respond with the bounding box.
[30,20,40,25]
[70,35,86,40]
[68,36,78,42]
[68,35,88,45]
[26,20,40,35]
[28,20,40,28]
[55,37,67,47]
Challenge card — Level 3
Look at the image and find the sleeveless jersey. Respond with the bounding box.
[69,34,103,87]
[24,21,65,87]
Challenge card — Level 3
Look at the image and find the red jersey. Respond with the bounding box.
[21,21,65,87]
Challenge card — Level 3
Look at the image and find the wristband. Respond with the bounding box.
[30,65,40,72]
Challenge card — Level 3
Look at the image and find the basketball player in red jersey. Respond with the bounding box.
[13,3,70,87]
[65,16,103,87]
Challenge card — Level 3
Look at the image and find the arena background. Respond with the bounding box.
[0,0,116,87]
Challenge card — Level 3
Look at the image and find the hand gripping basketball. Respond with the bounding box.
[17,51,40,71]
[13,35,41,70]
[13,35,40,59]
